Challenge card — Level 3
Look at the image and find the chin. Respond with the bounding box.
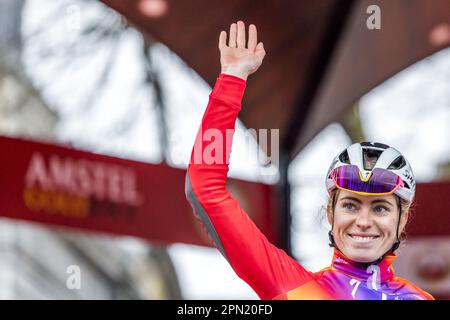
[344,248,380,264]
[348,253,378,264]
[339,234,391,263]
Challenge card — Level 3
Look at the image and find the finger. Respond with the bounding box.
[237,21,246,48]
[247,24,257,51]
[229,23,237,47]
[219,31,227,50]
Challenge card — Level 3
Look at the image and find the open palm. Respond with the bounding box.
[219,21,266,80]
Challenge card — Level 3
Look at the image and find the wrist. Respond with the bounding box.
[221,67,249,81]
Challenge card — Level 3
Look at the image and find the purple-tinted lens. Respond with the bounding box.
[332,165,402,194]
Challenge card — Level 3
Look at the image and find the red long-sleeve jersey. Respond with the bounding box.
[185,74,434,300]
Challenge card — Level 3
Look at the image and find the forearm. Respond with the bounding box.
[186,73,246,206]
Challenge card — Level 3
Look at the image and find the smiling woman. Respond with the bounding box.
[325,142,416,264]
[327,190,409,264]
[185,21,434,300]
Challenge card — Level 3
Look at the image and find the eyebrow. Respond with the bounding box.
[340,196,394,207]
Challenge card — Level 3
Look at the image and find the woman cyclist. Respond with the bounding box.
[185,21,434,300]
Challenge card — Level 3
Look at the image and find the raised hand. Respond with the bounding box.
[219,21,266,81]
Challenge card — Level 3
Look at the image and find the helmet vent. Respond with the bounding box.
[338,150,350,164]
[363,149,382,170]
[361,142,389,149]
[388,156,406,170]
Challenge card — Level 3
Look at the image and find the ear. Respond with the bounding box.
[399,211,409,234]
[327,203,333,226]
[327,190,339,226]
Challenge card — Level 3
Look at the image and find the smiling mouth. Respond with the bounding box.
[347,234,380,242]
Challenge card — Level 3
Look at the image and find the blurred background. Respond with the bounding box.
[0,0,449,299]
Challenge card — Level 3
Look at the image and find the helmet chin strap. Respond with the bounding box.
[328,193,402,266]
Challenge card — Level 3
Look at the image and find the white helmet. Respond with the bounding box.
[326,142,416,203]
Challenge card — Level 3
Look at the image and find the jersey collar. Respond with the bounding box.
[331,249,396,283]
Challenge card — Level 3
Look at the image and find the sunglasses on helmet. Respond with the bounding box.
[330,165,404,196]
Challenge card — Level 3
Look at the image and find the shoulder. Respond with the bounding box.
[393,276,435,300]
[313,267,337,282]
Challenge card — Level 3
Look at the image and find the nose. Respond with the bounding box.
[355,210,373,230]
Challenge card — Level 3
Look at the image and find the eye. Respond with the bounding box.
[343,202,356,210]
[374,205,390,214]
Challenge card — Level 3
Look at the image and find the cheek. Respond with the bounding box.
[332,211,353,230]
[375,215,399,234]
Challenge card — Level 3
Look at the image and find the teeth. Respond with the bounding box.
[350,235,377,242]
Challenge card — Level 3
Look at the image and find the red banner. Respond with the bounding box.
[407,182,450,236]
[0,136,279,247]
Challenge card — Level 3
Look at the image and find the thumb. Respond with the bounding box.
[256,42,264,51]
[255,42,265,57]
